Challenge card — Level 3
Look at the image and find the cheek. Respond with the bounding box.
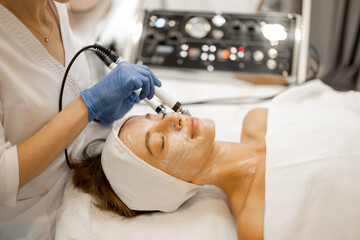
[166,119,215,161]
[162,134,208,178]
[164,133,190,165]
[196,119,216,151]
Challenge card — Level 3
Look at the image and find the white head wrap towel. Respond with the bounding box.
[101,117,199,212]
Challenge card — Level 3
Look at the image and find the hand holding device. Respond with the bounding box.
[97,92,140,126]
[80,61,161,122]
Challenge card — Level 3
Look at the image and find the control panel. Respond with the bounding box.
[135,10,301,82]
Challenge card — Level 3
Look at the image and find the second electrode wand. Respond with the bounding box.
[154,87,191,116]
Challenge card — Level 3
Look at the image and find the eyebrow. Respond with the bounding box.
[145,131,153,155]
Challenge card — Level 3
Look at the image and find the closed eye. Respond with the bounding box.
[161,136,164,150]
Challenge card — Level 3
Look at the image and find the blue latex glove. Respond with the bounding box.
[97,92,140,126]
[80,61,161,122]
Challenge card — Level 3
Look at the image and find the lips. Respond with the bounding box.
[190,117,199,139]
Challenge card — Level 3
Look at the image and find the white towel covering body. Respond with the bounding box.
[264,80,360,239]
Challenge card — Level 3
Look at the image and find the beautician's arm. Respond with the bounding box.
[17,96,88,189]
[17,62,161,189]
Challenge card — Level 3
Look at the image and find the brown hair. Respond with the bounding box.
[71,139,149,218]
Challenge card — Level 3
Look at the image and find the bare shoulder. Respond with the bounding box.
[241,108,268,144]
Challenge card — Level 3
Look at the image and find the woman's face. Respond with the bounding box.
[119,113,215,182]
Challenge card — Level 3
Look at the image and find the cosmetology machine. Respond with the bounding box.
[94,0,312,85]
[124,8,308,85]
[101,0,311,85]
[138,11,301,83]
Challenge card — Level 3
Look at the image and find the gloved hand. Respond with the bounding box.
[80,61,161,122]
[97,92,140,126]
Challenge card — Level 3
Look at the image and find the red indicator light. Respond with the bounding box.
[222,49,230,59]
[239,46,245,52]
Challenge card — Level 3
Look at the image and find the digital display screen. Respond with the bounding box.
[155,45,174,55]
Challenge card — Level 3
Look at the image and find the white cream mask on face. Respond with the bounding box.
[101,117,199,212]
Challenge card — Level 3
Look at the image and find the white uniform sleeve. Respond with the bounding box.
[0,98,19,207]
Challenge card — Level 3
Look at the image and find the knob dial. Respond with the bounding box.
[231,19,242,31]
[266,59,277,70]
[268,48,278,58]
[253,50,264,61]
[212,15,226,27]
[185,17,211,39]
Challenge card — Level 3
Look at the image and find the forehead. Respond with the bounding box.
[120,113,164,133]
[121,114,157,130]
[119,115,163,162]
[119,115,159,148]
[119,116,148,138]
[118,116,145,154]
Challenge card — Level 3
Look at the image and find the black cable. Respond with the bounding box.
[181,94,278,105]
[94,43,120,63]
[59,44,116,169]
[91,49,113,68]
[178,81,306,106]
[59,45,95,112]
[179,84,298,106]
[138,83,301,108]
[59,45,95,169]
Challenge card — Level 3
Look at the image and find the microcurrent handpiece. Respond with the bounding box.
[107,62,167,115]
[93,46,187,116]
[104,50,191,116]
[154,87,191,116]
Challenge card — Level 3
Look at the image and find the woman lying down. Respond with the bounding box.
[71,81,360,240]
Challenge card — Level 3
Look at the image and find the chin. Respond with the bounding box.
[199,118,216,141]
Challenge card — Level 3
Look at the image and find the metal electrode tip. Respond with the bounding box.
[180,108,191,116]
[160,109,167,116]
[155,104,167,115]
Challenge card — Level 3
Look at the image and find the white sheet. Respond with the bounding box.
[265,80,360,239]
[55,182,237,240]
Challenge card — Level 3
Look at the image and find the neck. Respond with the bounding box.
[193,141,261,215]
[1,0,50,24]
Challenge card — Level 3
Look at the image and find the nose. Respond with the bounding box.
[161,112,183,130]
